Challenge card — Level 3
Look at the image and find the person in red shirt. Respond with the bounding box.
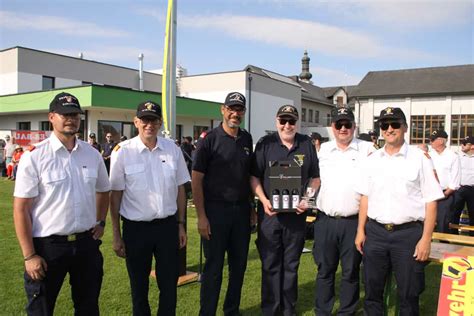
[7,145,24,180]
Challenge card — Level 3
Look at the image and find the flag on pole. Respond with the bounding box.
[161,0,177,139]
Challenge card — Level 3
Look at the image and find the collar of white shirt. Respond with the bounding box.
[328,137,361,152]
[133,136,164,153]
[49,132,80,152]
[379,142,408,158]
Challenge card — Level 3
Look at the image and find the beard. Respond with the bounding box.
[225,115,241,128]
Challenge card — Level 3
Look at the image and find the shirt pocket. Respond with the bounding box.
[42,170,67,186]
[125,163,147,190]
[397,166,420,194]
[162,162,177,187]
[82,168,98,195]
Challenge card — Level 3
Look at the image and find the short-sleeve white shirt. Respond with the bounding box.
[14,133,111,237]
[429,148,461,190]
[109,136,190,221]
[316,138,374,216]
[459,152,474,186]
[355,142,444,224]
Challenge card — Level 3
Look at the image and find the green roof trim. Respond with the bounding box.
[0,85,222,118]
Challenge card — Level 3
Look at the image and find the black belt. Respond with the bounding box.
[121,215,174,224]
[318,211,358,220]
[369,218,421,232]
[39,229,92,242]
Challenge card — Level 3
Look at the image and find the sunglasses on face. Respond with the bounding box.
[380,121,402,131]
[334,121,353,130]
[278,118,297,126]
[225,105,246,113]
[140,117,160,125]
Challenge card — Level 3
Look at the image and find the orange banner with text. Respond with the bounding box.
[437,254,474,315]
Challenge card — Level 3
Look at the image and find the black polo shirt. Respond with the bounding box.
[192,124,253,202]
[251,132,319,198]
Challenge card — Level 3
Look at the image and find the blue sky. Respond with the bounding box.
[1,0,472,86]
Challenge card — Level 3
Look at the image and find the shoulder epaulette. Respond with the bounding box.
[28,145,36,152]
[423,152,431,159]
[113,144,121,151]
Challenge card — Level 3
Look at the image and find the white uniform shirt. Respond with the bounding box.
[14,133,111,237]
[355,142,444,224]
[429,147,461,190]
[459,152,474,186]
[110,136,190,221]
[316,138,374,216]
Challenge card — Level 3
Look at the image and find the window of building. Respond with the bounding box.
[39,121,51,131]
[308,109,313,123]
[42,76,55,90]
[193,125,209,141]
[176,124,183,142]
[301,108,307,122]
[98,120,137,143]
[410,115,445,144]
[315,110,320,124]
[451,114,474,145]
[337,96,344,106]
[326,114,331,126]
[17,122,31,130]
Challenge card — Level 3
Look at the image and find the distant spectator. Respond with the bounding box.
[120,135,127,142]
[101,132,116,174]
[88,133,102,152]
[4,135,15,167]
[368,130,381,149]
[310,132,323,152]
[7,145,24,180]
[0,136,6,176]
[180,136,193,173]
[75,131,84,141]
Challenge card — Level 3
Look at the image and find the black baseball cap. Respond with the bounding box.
[368,130,378,137]
[378,107,406,122]
[429,129,448,141]
[276,105,298,120]
[461,136,474,145]
[224,92,246,108]
[49,92,84,115]
[136,101,162,119]
[331,107,354,123]
[89,133,96,138]
[310,132,322,141]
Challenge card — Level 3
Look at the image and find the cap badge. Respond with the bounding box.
[385,107,393,115]
[281,105,294,113]
[229,93,243,102]
[145,102,153,111]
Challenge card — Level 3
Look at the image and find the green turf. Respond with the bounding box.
[0,179,441,315]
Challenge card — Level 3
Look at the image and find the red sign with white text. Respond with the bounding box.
[12,130,51,147]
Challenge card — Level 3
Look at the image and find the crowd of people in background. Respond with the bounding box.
[4,90,474,316]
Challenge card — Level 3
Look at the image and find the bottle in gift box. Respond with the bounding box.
[272,189,280,210]
[282,189,290,209]
[291,189,300,209]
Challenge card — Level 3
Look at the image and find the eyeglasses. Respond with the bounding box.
[140,117,160,125]
[278,118,297,126]
[225,106,246,113]
[380,121,402,131]
[334,121,353,130]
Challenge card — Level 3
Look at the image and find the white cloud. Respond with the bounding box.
[312,67,362,87]
[262,0,472,29]
[179,14,432,60]
[0,10,131,38]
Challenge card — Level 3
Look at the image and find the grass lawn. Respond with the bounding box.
[0,179,442,315]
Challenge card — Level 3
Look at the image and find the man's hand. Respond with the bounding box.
[414,236,431,261]
[197,215,211,240]
[262,199,277,216]
[91,224,105,240]
[178,224,187,249]
[295,199,309,214]
[355,230,366,255]
[25,256,48,281]
[112,236,126,258]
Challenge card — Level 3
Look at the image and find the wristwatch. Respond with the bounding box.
[96,220,106,227]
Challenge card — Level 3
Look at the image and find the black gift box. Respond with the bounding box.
[265,160,302,212]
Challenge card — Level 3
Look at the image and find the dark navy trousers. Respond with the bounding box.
[257,205,306,316]
[122,216,179,316]
[363,220,426,316]
[25,234,103,316]
[199,201,251,316]
[313,213,361,315]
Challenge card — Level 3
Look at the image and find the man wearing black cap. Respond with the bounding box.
[88,133,102,152]
[251,104,320,315]
[355,107,443,315]
[109,100,189,316]
[453,136,474,235]
[192,92,254,316]
[313,107,374,315]
[429,129,461,233]
[13,92,110,315]
[368,130,380,149]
